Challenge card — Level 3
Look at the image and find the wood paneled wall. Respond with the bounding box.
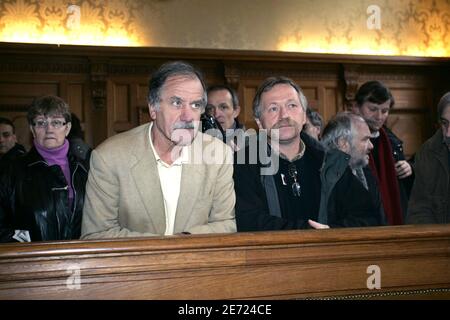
[1,43,449,157]
[0,225,449,299]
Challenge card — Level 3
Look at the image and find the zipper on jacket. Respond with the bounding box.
[51,185,68,237]
[51,186,68,191]
[70,164,79,220]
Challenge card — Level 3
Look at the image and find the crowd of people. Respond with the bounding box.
[0,61,448,242]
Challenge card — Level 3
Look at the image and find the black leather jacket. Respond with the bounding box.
[0,145,89,242]
[0,143,26,166]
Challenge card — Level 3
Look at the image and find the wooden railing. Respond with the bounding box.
[0,225,449,299]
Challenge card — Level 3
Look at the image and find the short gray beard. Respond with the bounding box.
[348,144,369,170]
[349,158,367,170]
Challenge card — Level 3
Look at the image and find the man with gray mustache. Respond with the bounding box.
[81,61,236,238]
[233,76,325,231]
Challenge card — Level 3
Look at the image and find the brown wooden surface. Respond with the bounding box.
[0,225,449,300]
[1,43,450,155]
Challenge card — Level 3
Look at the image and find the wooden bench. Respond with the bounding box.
[0,225,449,299]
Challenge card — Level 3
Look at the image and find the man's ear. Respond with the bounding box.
[233,105,241,118]
[352,105,361,115]
[29,125,36,138]
[255,118,263,130]
[65,122,72,137]
[337,137,350,153]
[149,103,157,120]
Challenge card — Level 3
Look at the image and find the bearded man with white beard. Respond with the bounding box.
[312,112,387,229]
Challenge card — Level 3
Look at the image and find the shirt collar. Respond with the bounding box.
[272,138,306,162]
[148,122,189,167]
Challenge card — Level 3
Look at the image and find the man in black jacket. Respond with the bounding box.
[316,112,386,228]
[0,117,25,165]
[233,76,324,231]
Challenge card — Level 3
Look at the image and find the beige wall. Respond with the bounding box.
[0,0,449,56]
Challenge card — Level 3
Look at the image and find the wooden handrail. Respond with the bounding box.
[1,42,450,66]
[0,225,449,299]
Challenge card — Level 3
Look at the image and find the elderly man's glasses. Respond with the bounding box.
[288,163,301,197]
[33,119,67,129]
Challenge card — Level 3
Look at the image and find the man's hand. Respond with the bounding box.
[308,219,330,229]
[395,160,412,179]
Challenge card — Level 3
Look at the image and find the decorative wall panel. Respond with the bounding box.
[1,0,450,57]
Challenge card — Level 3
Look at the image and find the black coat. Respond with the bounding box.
[326,166,386,227]
[0,145,89,242]
[0,143,26,166]
[233,132,324,231]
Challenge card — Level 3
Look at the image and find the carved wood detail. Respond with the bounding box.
[89,59,108,110]
[224,63,240,90]
[342,64,361,109]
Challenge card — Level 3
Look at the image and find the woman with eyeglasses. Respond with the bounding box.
[0,95,90,242]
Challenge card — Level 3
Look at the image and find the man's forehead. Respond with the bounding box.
[441,104,450,120]
[0,124,13,132]
[262,85,299,102]
[208,89,232,99]
[354,120,370,134]
[363,101,390,110]
[208,90,232,104]
[162,75,203,95]
[34,115,65,119]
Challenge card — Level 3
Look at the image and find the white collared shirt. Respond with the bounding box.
[148,122,189,235]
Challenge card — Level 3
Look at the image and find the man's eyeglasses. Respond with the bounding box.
[33,119,67,129]
[288,163,301,197]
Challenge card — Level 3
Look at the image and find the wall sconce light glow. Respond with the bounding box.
[277,39,449,57]
[0,1,141,47]
[0,23,141,46]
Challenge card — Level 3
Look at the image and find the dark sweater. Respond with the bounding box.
[274,154,322,224]
[0,143,26,166]
[233,133,324,232]
[327,166,386,227]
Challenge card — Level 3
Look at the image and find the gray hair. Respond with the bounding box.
[437,92,450,119]
[27,95,71,125]
[321,112,366,151]
[306,108,323,129]
[147,61,207,111]
[252,76,308,119]
[207,84,239,110]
